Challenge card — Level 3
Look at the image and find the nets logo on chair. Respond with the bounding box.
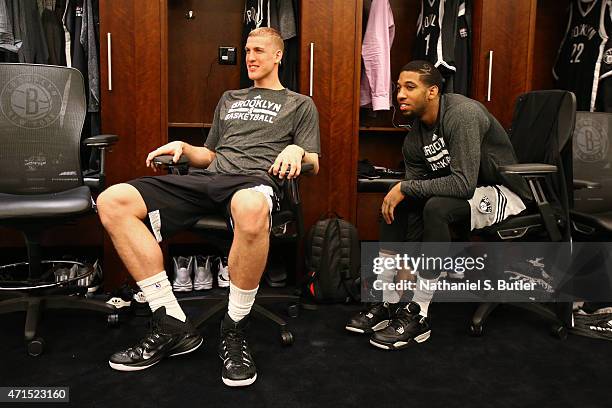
[1,74,62,129]
[574,115,608,163]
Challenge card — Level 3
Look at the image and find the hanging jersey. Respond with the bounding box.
[595,5,612,111]
[553,0,610,112]
[452,1,471,95]
[240,0,272,88]
[244,0,271,31]
[413,0,458,76]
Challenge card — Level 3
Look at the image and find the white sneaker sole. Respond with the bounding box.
[222,373,257,387]
[217,279,230,288]
[193,281,213,290]
[109,337,203,372]
[172,283,193,292]
[345,319,389,334]
[369,330,431,350]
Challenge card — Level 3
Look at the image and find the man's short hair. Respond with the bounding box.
[248,27,284,53]
[400,60,443,90]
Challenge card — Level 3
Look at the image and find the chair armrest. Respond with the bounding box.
[82,135,119,191]
[154,155,313,176]
[82,134,119,147]
[301,162,314,175]
[152,154,190,175]
[499,163,557,176]
[573,179,601,190]
[152,154,190,166]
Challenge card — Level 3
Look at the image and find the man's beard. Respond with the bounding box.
[402,103,425,119]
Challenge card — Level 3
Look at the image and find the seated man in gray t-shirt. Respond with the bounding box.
[96,27,320,386]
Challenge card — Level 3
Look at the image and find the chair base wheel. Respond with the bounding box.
[551,325,568,340]
[469,323,484,337]
[280,329,294,346]
[27,337,44,356]
[287,303,299,318]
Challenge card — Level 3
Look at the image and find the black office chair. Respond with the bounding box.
[469,90,577,339]
[570,112,612,240]
[565,112,612,306]
[153,155,311,346]
[0,63,119,356]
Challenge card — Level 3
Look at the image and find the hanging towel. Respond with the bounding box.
[360,0,395,111]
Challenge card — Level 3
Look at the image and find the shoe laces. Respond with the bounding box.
[123,324,162,357]
[363,302,386,318]
[390,308,416,330]
[223,328,250,366]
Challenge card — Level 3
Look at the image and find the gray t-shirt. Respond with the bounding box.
[204,87,320,176]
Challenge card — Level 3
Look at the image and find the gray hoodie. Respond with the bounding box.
[400,93,531,202]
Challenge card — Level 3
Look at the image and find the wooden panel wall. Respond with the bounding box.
[99,0,166,288]
[99,0,166,186]
[167,0,244,126]
[471,0,536,128]
[300,0,361,227]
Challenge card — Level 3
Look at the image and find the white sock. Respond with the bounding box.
[412,273,439,317]
[378,252,400,303]
[228,281,258,322]
[138,271,186,322]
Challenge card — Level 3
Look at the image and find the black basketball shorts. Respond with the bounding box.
[127,171,281,242]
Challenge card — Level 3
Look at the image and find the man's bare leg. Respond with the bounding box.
[98,183,202,372]
[96,184,163,281]
[228,189,271,290]
[96,184,185,321]
[218,188,270,387]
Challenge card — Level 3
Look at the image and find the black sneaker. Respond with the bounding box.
[218,313,257,387]
[345,302,394,334]
[109,307,203,371]
[369,302,431,350]
[570,308,612,341]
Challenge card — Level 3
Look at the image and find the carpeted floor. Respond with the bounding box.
[0,301,610,408]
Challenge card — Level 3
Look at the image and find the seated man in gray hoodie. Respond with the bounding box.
[346,60,530,350]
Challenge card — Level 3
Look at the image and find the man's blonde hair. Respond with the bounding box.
[248,27,284,53]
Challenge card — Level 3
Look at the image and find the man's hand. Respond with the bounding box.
[269,144,305,179]
[381,182,405,224]
[145,141,186,172]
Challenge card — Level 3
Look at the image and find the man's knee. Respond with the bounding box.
[422,197,452,222]
[231,190,270,237]
[97,184,146,225]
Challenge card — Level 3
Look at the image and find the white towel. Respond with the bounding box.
[468,185,526,230]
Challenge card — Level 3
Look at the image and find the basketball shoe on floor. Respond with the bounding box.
[109,307,203,371]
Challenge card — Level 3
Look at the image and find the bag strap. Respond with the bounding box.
[300,219,333,296]
[334,218,360,302]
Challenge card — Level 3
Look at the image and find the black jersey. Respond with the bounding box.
[413,0,459,76]
[553,0,610,112]
[452,0,471,96]
[240,0,272,88]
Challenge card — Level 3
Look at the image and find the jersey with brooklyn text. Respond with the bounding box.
[204,87,320,176]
